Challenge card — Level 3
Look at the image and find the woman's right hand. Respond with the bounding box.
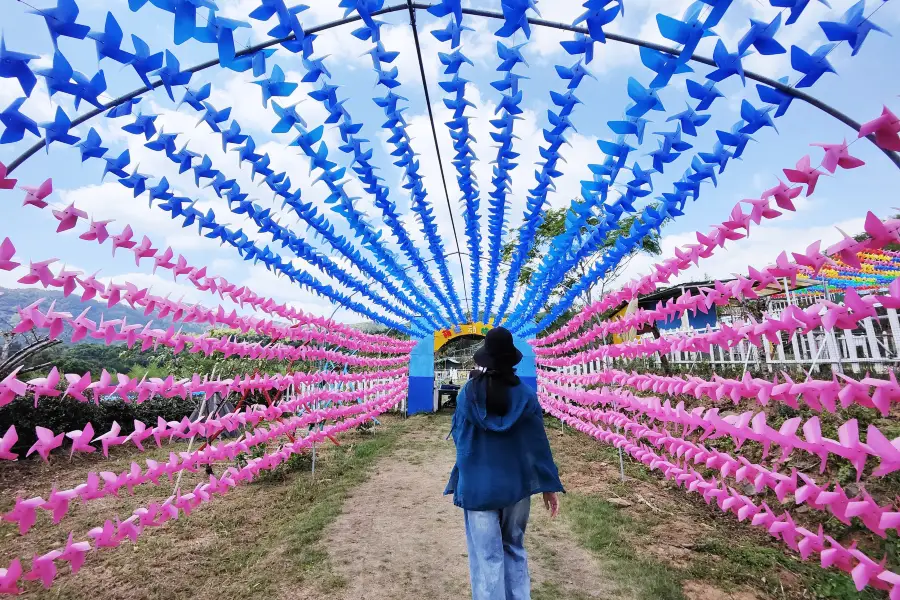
[542,492,559,518]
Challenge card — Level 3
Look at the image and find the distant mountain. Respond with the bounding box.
[0,287,209,344]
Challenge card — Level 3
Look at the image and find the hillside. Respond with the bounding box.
[0,287,209,343]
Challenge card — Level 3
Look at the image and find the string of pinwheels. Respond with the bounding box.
[4,1,897,336]
[0,0,899,596]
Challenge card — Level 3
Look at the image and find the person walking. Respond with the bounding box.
[445,326,565,600]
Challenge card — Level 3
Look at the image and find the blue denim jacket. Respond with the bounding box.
[444,380,564,511]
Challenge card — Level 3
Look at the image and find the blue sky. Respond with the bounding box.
[1,0,899,328]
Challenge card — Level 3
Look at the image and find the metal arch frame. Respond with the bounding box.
[7,2,899,173]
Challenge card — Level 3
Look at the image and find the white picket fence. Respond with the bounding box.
[664,307,900,374]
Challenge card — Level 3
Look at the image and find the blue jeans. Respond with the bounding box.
[464,497,531,600]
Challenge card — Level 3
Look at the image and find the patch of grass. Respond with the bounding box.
[564,494,686,600]
[532,580,594,600]
[687,536,884,600]
[282,423,405,572]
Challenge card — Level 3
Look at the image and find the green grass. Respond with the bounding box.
[549,418,890,600]
[283,424,404,568]
[564,494,686,600]
[187,421,406,598]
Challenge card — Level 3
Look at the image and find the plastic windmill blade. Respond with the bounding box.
[812,139,865,173]
[25,426,63,461]
[30,0,91,48]
[0,238,19,272]
[0,558,23,595]
[782,155,824,196]
[790,44,836,89]
[3,495,46,534]
[819,0,889,57]
[762,180,802,211]
[0,425,17,460]
[858,106,900,151]
[0,97,40,144]
[19,178,53,208]
[51,202,89,232]
[42,487,77,523]
[706,39,747,85]
[738,13,785,56]
[0,37,39,97]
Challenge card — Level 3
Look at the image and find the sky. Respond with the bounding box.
[1,0,899,331]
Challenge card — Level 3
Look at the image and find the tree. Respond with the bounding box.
[502,199,664,316]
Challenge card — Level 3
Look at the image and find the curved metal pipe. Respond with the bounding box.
[8,2,898,173]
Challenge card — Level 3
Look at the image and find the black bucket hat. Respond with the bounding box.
[473,327,523,370]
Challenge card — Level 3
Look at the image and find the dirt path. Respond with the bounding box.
[322,415,631,600]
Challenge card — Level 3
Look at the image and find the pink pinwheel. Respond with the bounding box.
[68,308,96,343]
[153,246,175,273]
[0,558,22,595]
[28,366,61,406]
[18,258,60,288]
[94,421,127,457]
[864,211,900,248]
[867,424,900,477]
[0,238,19,271]
[115,515,142,543]
[721,203,752,232]
[110,225,136,255]
[813,139,865,173]
[26,426,63,461]
[19,178,52,208]
[791,241,833,276]
[783,155,825,196]
[125,420,153,450]
[75,472,105,501]
[3,495,45,534]
[43,301,72,339]
[77,271,106,302]
[42,487,77,523]
[23,550,61,589]
[0,367,27,408]
[99,470,128,497]
[51,202,88,233]
[173,254,192,278]
[93,317,123,344]
[0,425,17,460]
[762,180,802,211]
[54,265,81,297]
[131,235,157,266]
[123,462,146,494]
[63,372,92,403]
[66,422,96,456]
[120,283,147,308]
[858,106,900,151]
[710,224,745,247]
[79,218,114,244]
[826,229,868,269]
[88,369,116,404]
[56,533,91,574]
[740,197,781,225]
[87,519,120,548]
[0,162,16,190]
[134,502,161,527]
[12,299,46,335]
[862,371,900,417]
[849,548,887,591]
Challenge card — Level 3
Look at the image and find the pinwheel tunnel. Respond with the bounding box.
[2,0,900,597]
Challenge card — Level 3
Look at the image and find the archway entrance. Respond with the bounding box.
[407,323,537,415]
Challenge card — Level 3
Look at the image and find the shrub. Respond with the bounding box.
[0,394,194,457]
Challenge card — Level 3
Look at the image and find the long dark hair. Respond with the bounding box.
[471,368,520,416]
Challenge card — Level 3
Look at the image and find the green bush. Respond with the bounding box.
[0,394,194,457]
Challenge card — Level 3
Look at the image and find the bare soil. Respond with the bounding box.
[317,415,631,600]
